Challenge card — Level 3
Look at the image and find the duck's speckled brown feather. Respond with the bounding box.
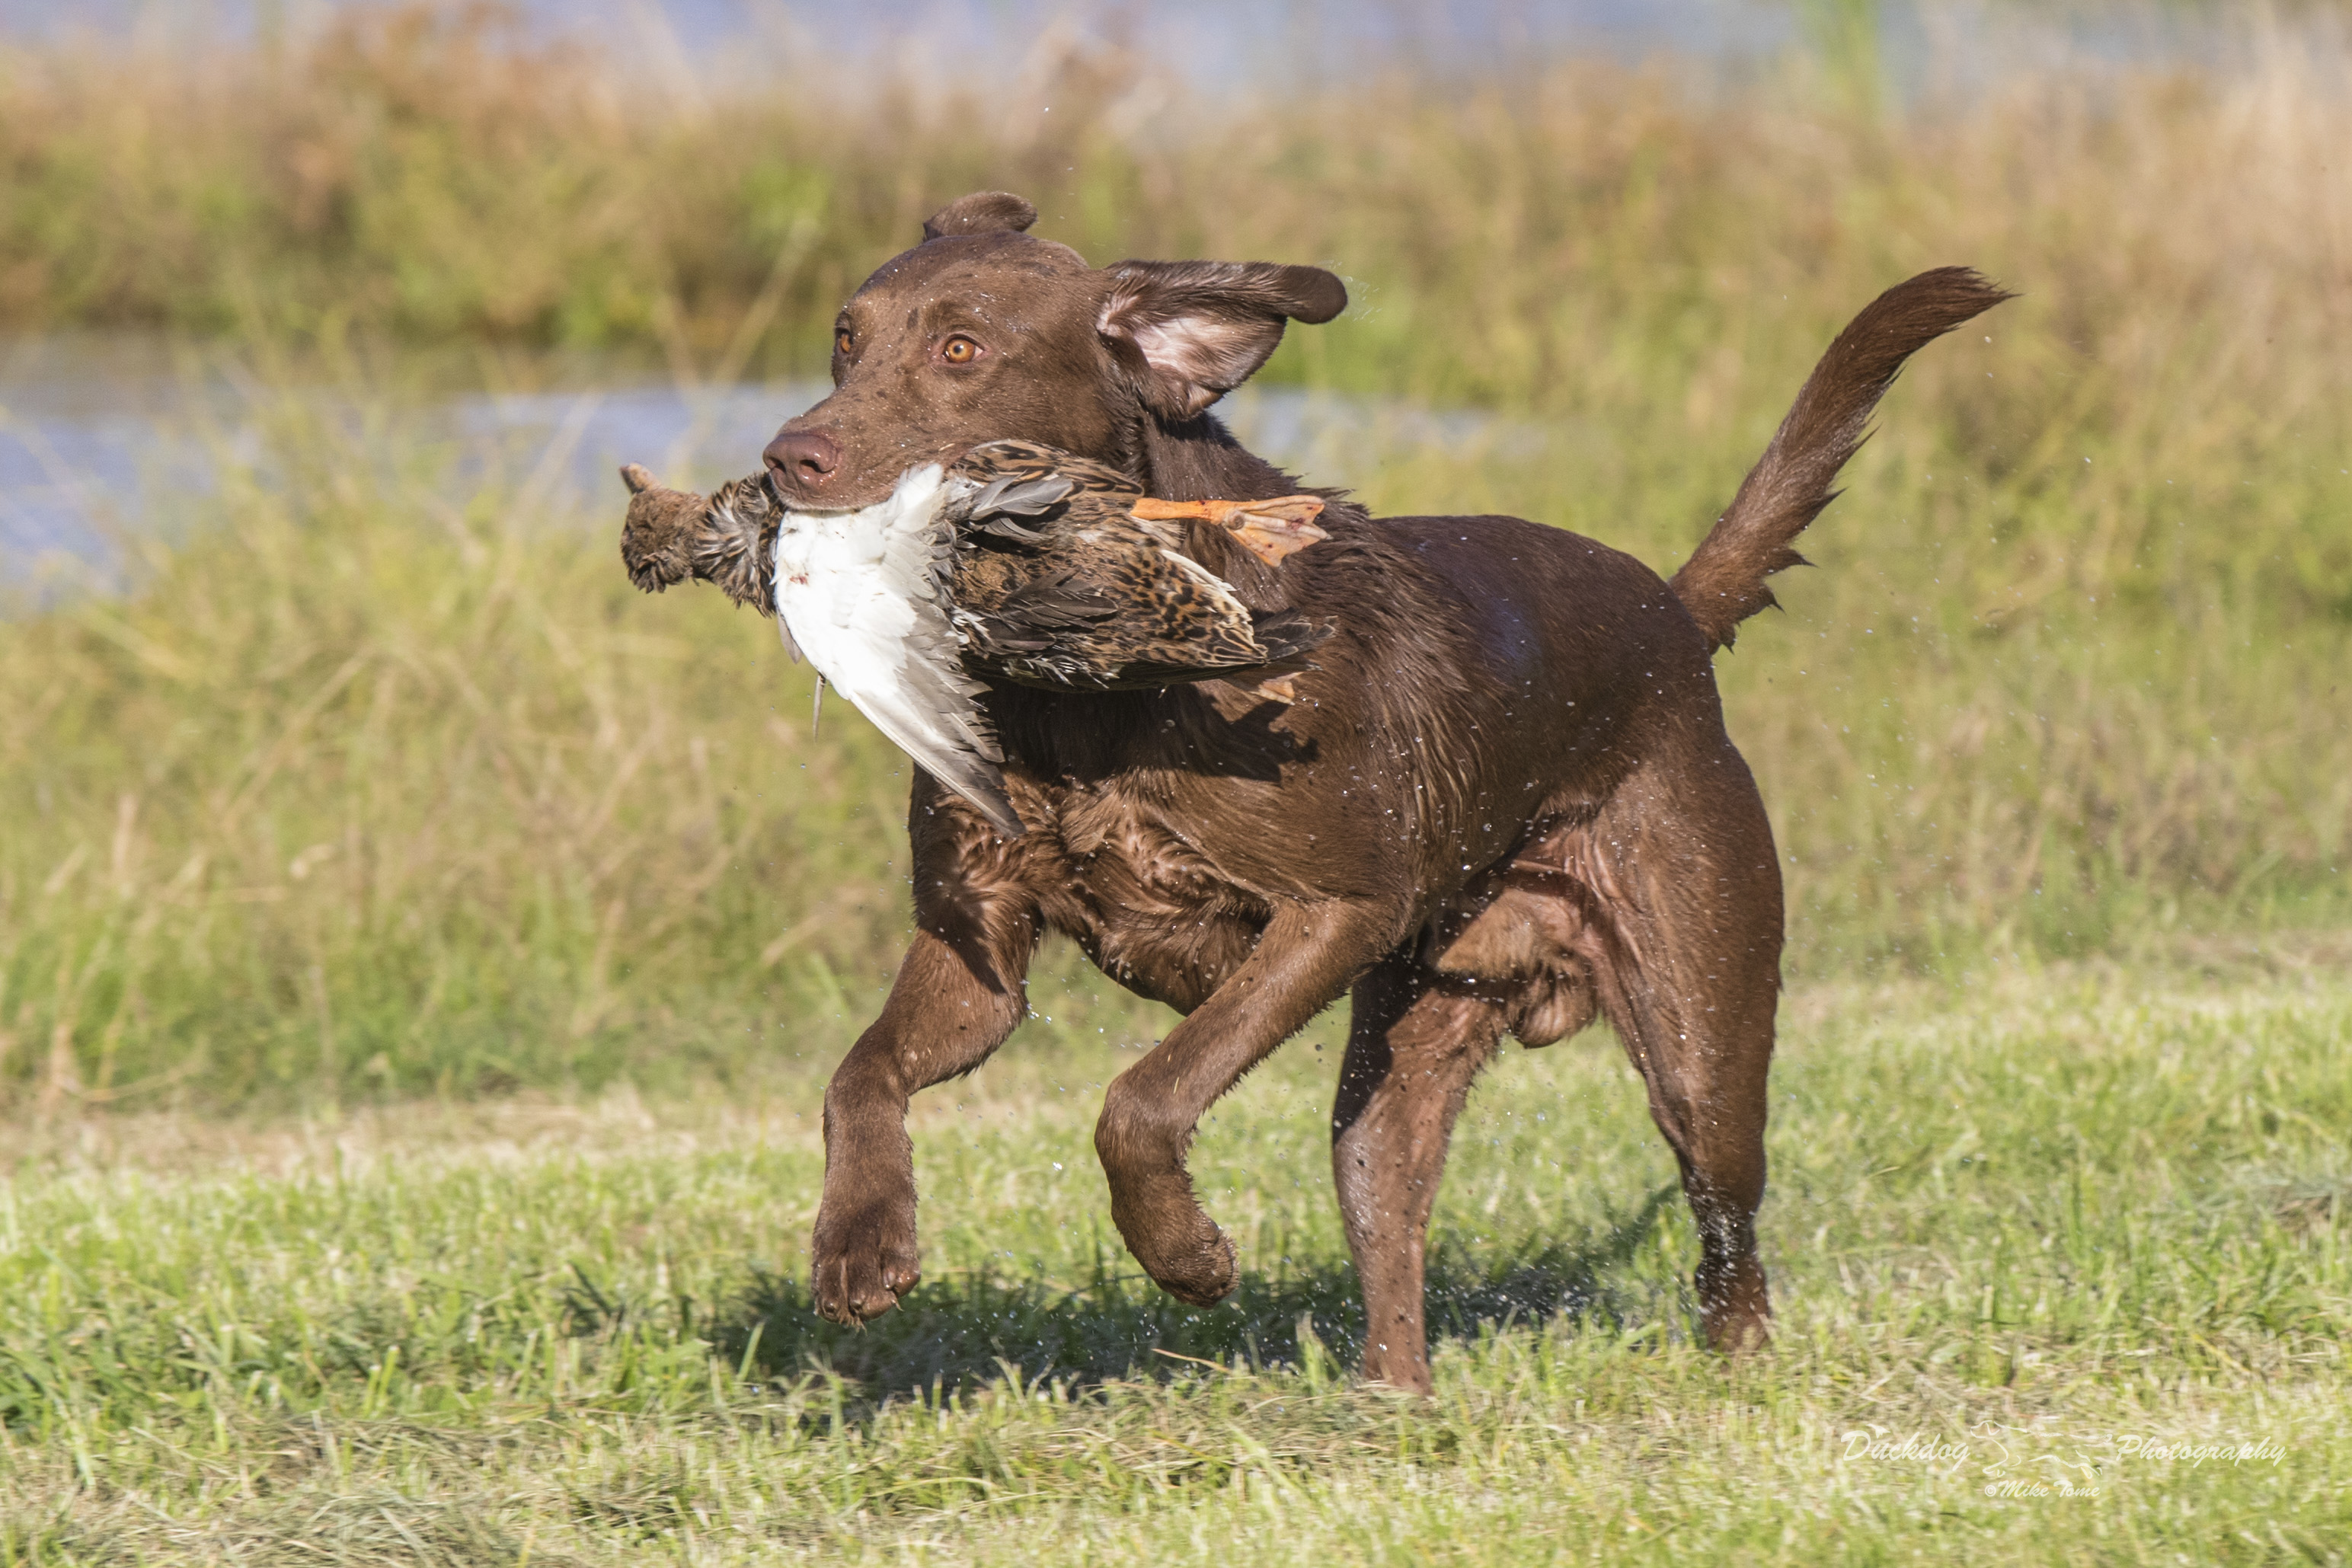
[941,439,1332,695]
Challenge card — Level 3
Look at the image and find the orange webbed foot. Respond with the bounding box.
[1131,495,1329,567]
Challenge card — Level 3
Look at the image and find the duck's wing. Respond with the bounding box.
[956,471,1075,542]
[947,441,1144,543]
[939,442,1331,696]
[952,439,1136,497]
[965,527,1331,694]
[772,467,1022,837]
[949,565,1123,688]
[1098,545,1337,695]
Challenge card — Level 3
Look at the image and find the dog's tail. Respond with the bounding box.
[1670,267,2013,653]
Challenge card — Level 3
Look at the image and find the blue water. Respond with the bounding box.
[0,337,1535,597]
[0,1,1788,73]
[0,0,2258,594]
[0,1,2244,92]
[0,337,235,592]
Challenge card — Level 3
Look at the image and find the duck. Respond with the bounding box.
[619,440,1333,835]
[932,440,1332,698]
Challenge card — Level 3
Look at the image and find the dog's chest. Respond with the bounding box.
[1015,780,1273,1013]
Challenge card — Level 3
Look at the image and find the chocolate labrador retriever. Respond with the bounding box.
[622,190,2007,1392]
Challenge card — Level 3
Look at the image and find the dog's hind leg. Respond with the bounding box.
[1329,955,1507,1394]
[1568,742,1784,1352]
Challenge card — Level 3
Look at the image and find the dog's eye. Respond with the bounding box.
[941,335,980,365]
[834,329,853,356]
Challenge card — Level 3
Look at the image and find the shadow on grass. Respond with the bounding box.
[706,1183,1683,1397]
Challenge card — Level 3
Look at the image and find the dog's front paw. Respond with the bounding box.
[1107,1171,1238,1306]
[809,1193,922,1324]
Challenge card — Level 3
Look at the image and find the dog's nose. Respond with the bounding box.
[764,429,842,497]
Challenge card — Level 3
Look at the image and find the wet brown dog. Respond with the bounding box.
[624,190,2008,1392]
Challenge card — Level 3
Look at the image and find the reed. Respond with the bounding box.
[1,5,2347,1108]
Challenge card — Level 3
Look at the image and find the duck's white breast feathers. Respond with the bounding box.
[767,465,1015,832]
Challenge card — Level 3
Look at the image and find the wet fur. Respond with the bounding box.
[631,190,2009,1392]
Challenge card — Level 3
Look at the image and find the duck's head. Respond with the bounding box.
[618,463,710,593]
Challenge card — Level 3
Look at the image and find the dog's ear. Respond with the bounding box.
[1098,260,1348,419]
[922,191,1038,240]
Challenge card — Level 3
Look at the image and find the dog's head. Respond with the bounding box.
[762,191,1346,509]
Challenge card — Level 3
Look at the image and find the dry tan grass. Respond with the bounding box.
[1,6,2347,1110]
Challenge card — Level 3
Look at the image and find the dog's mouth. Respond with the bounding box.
[772,458,962,520]
[775,461,950,523]
[768,433,1018,517]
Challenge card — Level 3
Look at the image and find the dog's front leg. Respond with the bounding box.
[1094,896,1399,1306]
[810,789,1039,1324]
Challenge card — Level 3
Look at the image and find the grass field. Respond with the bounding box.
[4,951,2348,1562]
[2,2,2350,1560]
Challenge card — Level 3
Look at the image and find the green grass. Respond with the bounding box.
[3,954,2347,1563]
